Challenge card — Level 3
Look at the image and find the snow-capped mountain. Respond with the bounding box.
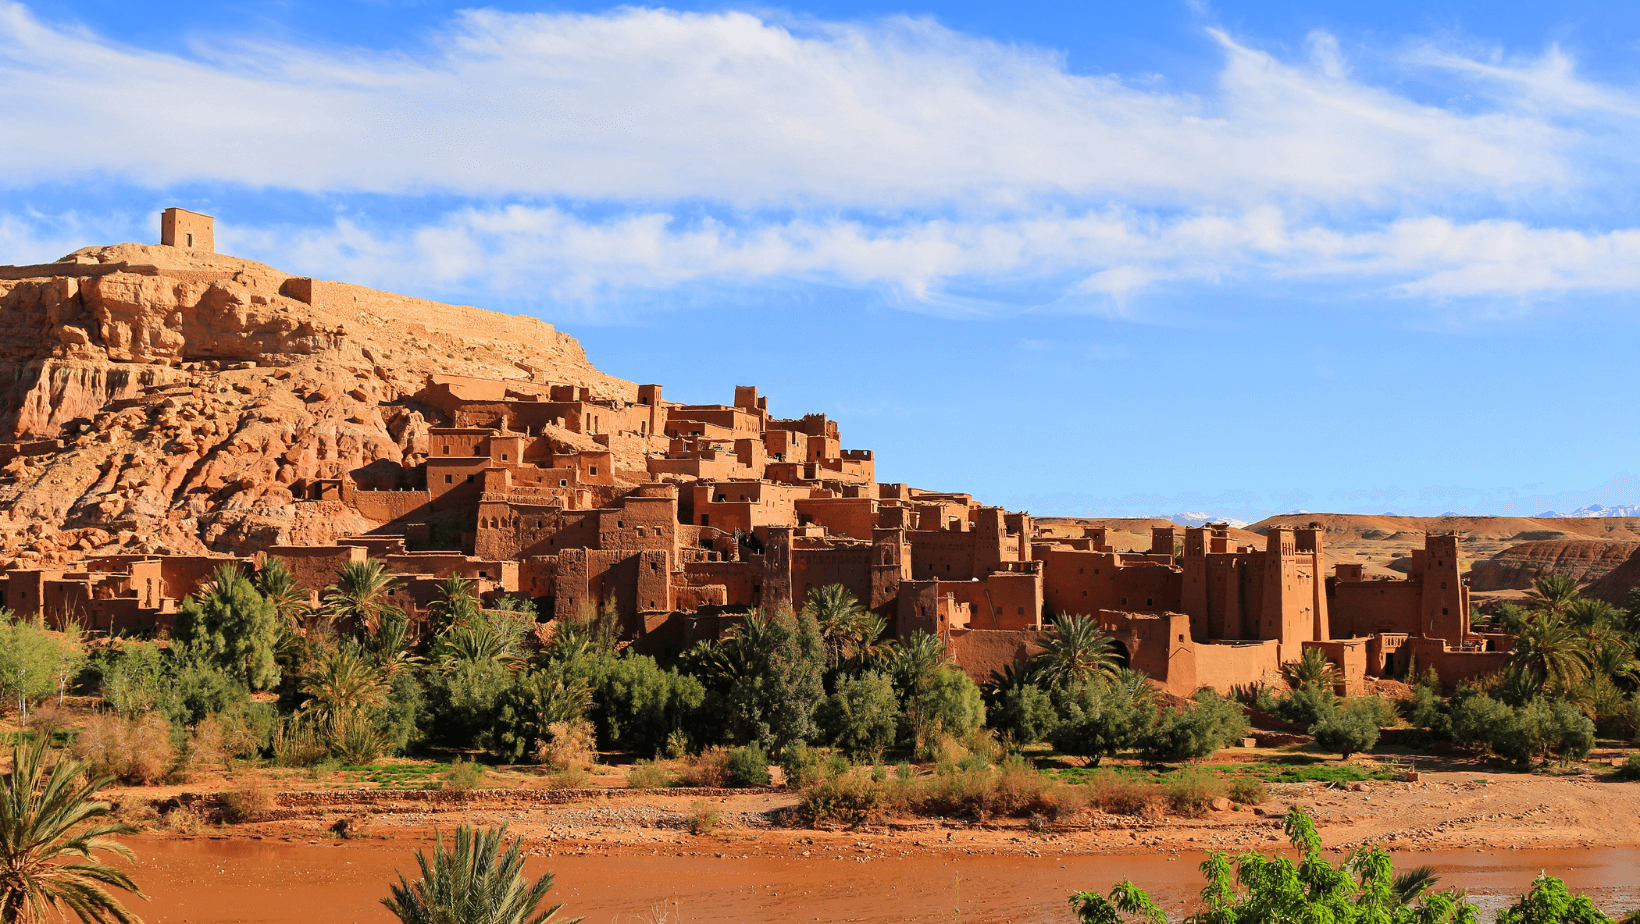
[1165,512,1251,529]
[1535,504,1640,518]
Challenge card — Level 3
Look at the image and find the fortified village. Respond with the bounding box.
[0,211,1508,696]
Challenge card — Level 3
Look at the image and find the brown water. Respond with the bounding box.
[127,839,1640,924]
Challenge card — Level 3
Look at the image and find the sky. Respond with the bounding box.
[3,0,1639,522]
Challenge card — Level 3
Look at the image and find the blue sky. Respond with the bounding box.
[4,0,1639,521]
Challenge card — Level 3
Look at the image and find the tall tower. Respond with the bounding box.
[1420,534,1467,641]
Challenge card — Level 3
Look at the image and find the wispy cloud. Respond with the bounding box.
[2,2,1639,307]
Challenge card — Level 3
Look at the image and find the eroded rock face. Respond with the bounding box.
[1467,540,1640,592]
[0,242,632,567]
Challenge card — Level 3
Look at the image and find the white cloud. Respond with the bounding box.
[0,3,1588,208]
[3,3,1640,306]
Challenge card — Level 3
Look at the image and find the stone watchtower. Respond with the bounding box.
[160,208,214,252]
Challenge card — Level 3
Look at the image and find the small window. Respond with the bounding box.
[445,474,453,484]
[186,232,193,247]
[1442,607,1449,616]
[589,466,598,476]
[1121,596,1128,605]
[479,570,488,578]
[617,520,624,529]
[1082,590,1087,596]
[1146,597,1153,607]
[442,444,450,454]
[473,447,482,456]
[501,453,508,461]
[466,475,475,483]
[1016,606,1024,616]
[559,479,568,487]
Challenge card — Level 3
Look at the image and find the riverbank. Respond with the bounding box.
[112,757,1640,861]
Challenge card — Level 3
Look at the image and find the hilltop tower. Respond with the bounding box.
[160,208,214,252]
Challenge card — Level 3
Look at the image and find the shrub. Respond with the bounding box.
[778,742,843,789]
[1400,684,1450,737]
[535,720,597,771]
[1614,755,1640,781]
[687,799,720,835]
[1142,690,1250,763]
[1228,777,1268,805]
[676,747,731,787]
[163,805,204,835]
[73,712,175,785]
[904,666,985,759]
[219,776,277,823]
[725,743,772,787]
[1449,693,1513,752]
[0,612,83,715]
[488,665,591,763]
[1311,702,1382,760]
[1084,769,1160,816]
[443,758,484,792]
[1049,672,1155,766]
[627,760,673,789]
[1272,684,1337,727]
[570,652,707,755]
[990,681,1057,747]
[270,714,327,768]
[1164,769,1227,818]
[174,564,282,691]
[798,774,891,827]
[816,672,899,759]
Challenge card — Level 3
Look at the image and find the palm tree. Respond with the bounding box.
[889,631,948,693]
[383,824,578,924]
[1392,866,1441,905]
[255,557,310,631]
[1281,648,1341,691]
[1525,575,1580,619]
[852,613,894,669]
[300,644,389,724]
[0,737,146,924]
[430,575,480,634]
[802,584,868,669]
[1566,597,1622,633]
[1507,613,1591,693]
[1033,614,1119,690]
[323,559,401,634]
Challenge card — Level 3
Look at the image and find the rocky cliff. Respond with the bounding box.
[0,243,632,567]
[1466,540,1640,592]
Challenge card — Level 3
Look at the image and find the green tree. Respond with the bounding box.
[1508,614,1592,694]
[816,671,899,759]
[0,737,146,924]
[174,564,282,691]
[95,642,170,718]
[1497,873,1629,924]
[323,559,402,634]
[383,824,578,924]
[1525,575,1581,619]
[1069,806,1479,924]
[1311,700,1381,760]
[699,610,825,752]
[1050,670,1156,766]
[567,653,705,755]
[489,664,593,763]
[0,612,82,717]
[1034,614,1120,690]
[254,557,310,630]
[903,666,985,757]
[802,584,869,670]
[1141,689,1250,764]
[1280,648,1340,691]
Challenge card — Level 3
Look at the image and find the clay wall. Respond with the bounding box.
[1396,637,1510,688]
[677,560,762,609]
[383,553,518,592]
[794,496,878,540]
[267,546,368,595]
[1036,547,1181,616]
[1301,639,1371,695]
[792,544,875,615]
[1330,580,1423,637]
[948,629,1047,684]
[160,208,214,252]
[689,482,806,533]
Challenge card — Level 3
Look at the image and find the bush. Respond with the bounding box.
[487,664,591,763]
[442,758,485,792]
[676,747,731,787]
[726,743,772,787]
[1228,777,1268,805]
[990,681,1057,746]
[799,773,891,827]
[1450,693,1513,752]
[1272,684,1337,727]
[0,613,82,716]
[1311,702,1382,759]
[1164,769,1227,818]
[535,720,597,771]
[73,712,176,785]
[687,799,720,835]
[904,666,985,759]
[817,672,899,759]
[778,742,844,789]
[1142,690,1250,763]
[1614,755,1640,781]
[425,658,513,747]
[270,714,327,767]
[219,776,277,823]
[569,652,707,756]
[1400,684,1450,737]
[1049,673,1155,766]
[174,564,282,691]
[1084,769,1161,816]
[627,759,673,789]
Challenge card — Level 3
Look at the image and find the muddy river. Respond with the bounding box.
[127,839,1640,923]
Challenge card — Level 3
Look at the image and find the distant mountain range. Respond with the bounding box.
[1164,512,1251,529]
[1535,504,1640,518]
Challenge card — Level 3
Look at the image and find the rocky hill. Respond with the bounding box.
[0,242,631,567]
[1466,540,1640,592]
